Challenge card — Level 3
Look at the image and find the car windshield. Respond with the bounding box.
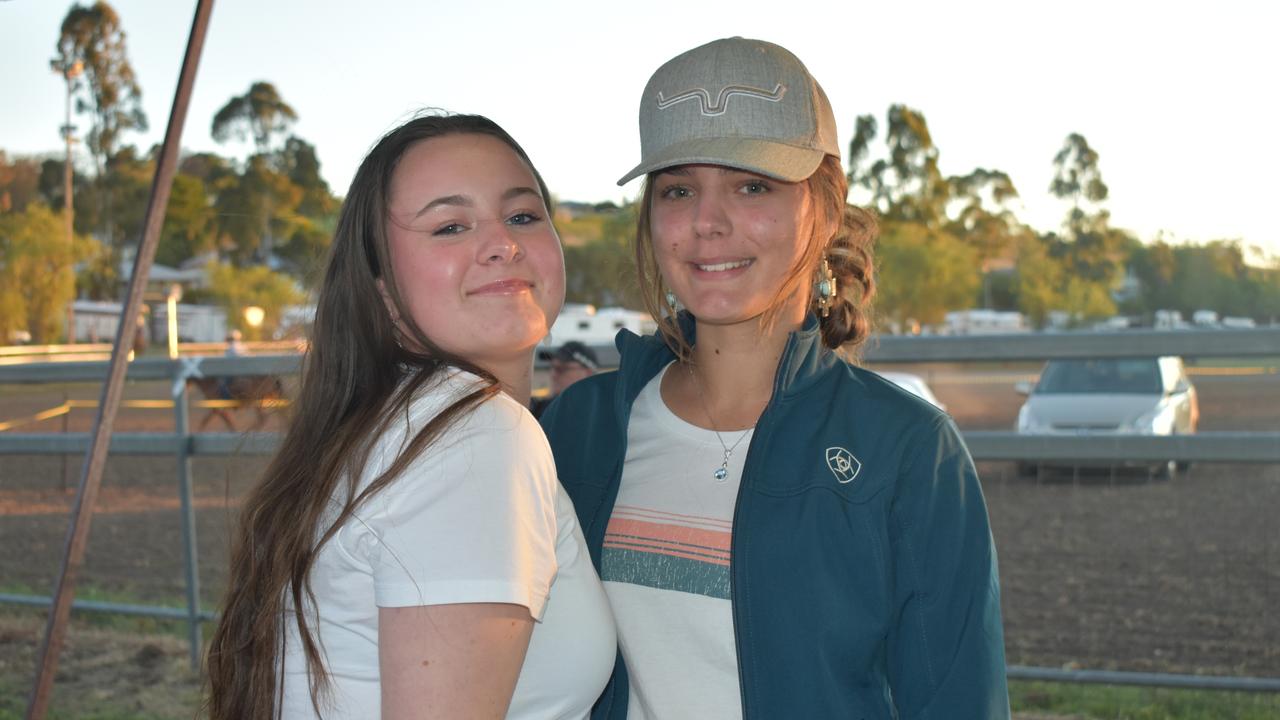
[1035,359,1163,395]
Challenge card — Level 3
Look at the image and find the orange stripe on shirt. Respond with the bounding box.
[607,518,732,552]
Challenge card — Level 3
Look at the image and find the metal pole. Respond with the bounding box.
[52,58,83,343]
[25,3,215,717]
[173,361,202,669]
[63,81,75,343]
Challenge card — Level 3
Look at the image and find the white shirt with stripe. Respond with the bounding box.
[603,362,749,719]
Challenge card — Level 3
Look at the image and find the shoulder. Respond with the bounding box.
[382,370,554,483]
[820,359,950,431]
[773,358,962,495]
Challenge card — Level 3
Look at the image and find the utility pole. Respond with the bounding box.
[51,57,84,343]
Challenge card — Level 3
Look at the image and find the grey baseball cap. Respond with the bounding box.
[618,37,840,186]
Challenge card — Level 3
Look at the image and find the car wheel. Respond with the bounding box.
[1153,459,1178,481]
[1016,461,1036,478]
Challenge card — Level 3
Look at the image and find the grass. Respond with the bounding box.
[0,691,180,720]
[1011,679,1280,719]
[6,582,1279,719]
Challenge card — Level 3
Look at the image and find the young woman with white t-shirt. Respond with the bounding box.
[205,114,615,719]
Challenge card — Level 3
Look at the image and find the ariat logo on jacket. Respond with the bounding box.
[825,447,861,484]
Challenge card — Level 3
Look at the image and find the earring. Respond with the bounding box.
[815,258,837,318]
[665,289,678,310]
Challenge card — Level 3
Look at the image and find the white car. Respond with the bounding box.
[880,371,946,412]
[1015,356,1199,477]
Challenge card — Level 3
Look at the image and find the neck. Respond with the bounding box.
[661,312,803,431]
[476,354,534,405]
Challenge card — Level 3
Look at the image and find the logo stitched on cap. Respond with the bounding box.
[656,83,786,117]
[825,447,861,484]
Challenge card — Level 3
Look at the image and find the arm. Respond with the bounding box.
[368,396,559,717]
[379,602,534,720]
[887,416,1010,719]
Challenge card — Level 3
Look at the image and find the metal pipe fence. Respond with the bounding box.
[1,329,1277,688]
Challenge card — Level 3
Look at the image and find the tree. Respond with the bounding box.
[847,105,948,228]
[53,2,147,179]
[155,174,215,267]
[37,157,90,213]
[211,82,298,156]
[1013,235,1066,329]
[202,261,306,340]
[1122,237,1178,316]
[211,85,303,263]
[0,152,44,213]
[560,204,644,309]
[1041,132,1128,322]
[1051,133,1109,231]
[211,155,298,264]
[278,136,336,217]
[874,222,980,329]
[849,107,1024,309]
[0,203,92,343]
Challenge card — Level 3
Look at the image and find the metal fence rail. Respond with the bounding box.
[4,430,1279,464]
[2,329,1278,688]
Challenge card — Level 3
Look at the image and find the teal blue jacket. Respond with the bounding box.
[540,316,1010,719]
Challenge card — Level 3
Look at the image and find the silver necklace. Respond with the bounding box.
[685,362,754,482]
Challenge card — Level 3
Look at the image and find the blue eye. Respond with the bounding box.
[432,223,466,237]
[507,212,542,226]
[659,185,692,200]
[741,180,769,194]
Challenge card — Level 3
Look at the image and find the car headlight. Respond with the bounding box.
[1126,405,1171,435]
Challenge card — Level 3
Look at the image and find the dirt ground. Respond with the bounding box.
[0,365,1278,716]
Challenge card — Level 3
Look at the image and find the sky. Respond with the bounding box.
[2,0,1277,260]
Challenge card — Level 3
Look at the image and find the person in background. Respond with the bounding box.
[224,328,246,357]
[215,329,247,401]
[205,113,615,720]
[531,340,599,418]
[541,37,1008,718]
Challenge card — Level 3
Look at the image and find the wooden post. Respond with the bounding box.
[25,3,215,717]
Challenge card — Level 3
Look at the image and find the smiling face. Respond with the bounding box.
[383,133,565,369]
[648,164,815,329]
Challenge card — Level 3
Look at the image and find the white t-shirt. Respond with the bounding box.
[279,371,616,718]
[602,363,748,719]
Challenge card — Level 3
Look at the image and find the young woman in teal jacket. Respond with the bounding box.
[541,37,1009,719]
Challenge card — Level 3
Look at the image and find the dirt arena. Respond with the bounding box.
[0,362,1277,714]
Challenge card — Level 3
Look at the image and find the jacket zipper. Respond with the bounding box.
[728,336,797,719]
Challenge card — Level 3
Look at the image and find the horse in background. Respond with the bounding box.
[188,375,286,432]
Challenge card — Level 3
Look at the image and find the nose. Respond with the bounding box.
[478,222,522,264]
[691,193,730,239]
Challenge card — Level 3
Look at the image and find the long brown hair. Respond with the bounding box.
[204,113,554,719]
[633,155,877,359]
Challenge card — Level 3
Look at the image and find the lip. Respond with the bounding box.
[468,278,534,296]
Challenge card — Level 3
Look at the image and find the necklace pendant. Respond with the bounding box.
[714,462,729,481]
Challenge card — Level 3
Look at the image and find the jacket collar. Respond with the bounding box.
[613,312,838,414]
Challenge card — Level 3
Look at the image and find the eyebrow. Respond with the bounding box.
[413,186,543,218]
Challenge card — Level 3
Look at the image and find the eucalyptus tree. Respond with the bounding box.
[1049,133,1125,290]
[847,105,948,227]
[53,1,147,178]
[52,0,147,265]
[211,82,299,157]
[211,83,301,263]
